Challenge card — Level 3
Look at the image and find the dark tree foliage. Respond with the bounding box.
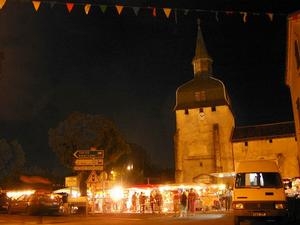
[0,139,26,186]
[48,111,131,170]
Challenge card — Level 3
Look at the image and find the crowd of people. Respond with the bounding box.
[173,188,198,217]
[85,185,233,214]
[101,188,231,214]
[130,189,164,213]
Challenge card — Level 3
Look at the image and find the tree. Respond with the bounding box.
[48,111,131,170]
[0,139,26,187]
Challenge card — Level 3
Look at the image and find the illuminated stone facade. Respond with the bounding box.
[286,11,300,165]
[174,21,300,183]
[175,105,235,183]
[232,123,299,179]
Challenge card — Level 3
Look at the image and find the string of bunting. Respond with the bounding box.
[0,0,289,23]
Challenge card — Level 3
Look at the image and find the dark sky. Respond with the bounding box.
[0,1,299,170]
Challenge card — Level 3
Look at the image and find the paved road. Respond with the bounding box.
[0,212,299,225]
[0,212,233,225]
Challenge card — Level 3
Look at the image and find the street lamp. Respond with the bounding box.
[126,163,133,171]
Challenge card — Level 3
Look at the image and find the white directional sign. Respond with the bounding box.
[73,150,104,159]
[74,159,103,166]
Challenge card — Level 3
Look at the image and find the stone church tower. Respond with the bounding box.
[174,21,235,183]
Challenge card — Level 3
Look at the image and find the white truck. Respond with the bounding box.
[232,159,288,225]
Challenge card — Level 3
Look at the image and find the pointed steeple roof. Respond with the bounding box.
[174,20,231,110]
[192,19,213,77]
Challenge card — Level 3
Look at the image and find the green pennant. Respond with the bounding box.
[100,5,107,14]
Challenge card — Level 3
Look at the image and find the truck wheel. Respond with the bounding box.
[278,215,289,225]
[234,216,240,225]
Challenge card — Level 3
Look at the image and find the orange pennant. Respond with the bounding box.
[84,4,91,15]
[32,1,41,11]
[163,8,171,18]
[0,0,6,9]
[115,5,123,15]
[66,2,74,13]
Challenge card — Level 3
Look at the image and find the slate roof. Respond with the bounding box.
[231,121,296,142]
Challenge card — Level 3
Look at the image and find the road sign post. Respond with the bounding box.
[73,149,104,171]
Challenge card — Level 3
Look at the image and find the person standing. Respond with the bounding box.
[155,190,163,214]
[150,190,156,213]
[179,190,188,217]
[131,192,137,212]
[225,187,232,211]
[61,193,69,214]
[139,192,146,213]
[173,189,181,216]
[188,188,197,216]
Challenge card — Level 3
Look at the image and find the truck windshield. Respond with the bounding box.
[235,172,283,188]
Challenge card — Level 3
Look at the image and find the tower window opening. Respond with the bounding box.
[244,142,248,146]
[195,91,206,101]
[199,162,203,167]
[269,139,273,143]
[199,108,204,113]
[211,106,216,112]
[184,109,189,115]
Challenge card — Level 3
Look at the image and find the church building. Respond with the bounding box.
[174,21,299,184]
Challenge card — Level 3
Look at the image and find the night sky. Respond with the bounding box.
[0,1,299,171]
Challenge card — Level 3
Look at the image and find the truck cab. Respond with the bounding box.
[232,160,288,225]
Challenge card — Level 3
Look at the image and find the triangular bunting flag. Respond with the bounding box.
[225,11,234,15]
[66,2,74,13]
[49,1,55,8]
[100,5,107,14]
[215,12,219,22]
[0,0,6,9]
[115,5,123,15]
[241,12,248,23]
[266,13,274,21]
[132,7,140,16]
[152,7,156,17]
[32,1,41,11]
[163,8,171,18]
[84,4,91,15]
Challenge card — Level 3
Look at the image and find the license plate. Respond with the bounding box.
[252,212,266,216]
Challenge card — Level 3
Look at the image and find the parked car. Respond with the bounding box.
[0,192,10,213]
[8,192,62,215]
